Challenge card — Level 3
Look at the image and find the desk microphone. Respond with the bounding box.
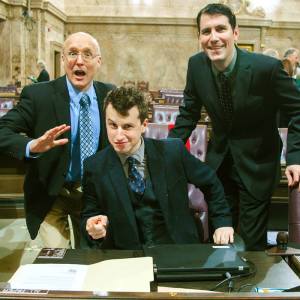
[276,231,288,250]
[225,272,234,292]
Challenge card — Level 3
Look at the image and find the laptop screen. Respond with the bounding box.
[143,244,250,281]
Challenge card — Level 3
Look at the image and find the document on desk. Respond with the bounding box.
[9,257,153,292]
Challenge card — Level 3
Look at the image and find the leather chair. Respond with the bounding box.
[289,188,300,243]
[144,123,209,242]
[280,128,300,242]
[152,105,179,124]
[160,89,184,105]
[278,128,299,242]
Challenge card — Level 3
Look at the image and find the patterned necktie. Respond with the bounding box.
[217,72,234,123]
[79,94,95,177]
[127,156,145,195]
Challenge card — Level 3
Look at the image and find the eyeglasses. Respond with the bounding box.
[65,51,100,62]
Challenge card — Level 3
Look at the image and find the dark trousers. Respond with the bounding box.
[217,153,270,250]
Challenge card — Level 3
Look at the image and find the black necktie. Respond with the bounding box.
[127,157,145,195]
[217,72,233,122]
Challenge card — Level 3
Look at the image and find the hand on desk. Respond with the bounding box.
[285,165,300,190]
[213,227,234,245]
[86,215,108,240]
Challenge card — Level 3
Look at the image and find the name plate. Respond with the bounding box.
[0,288,49,295]
[37,248,66,259]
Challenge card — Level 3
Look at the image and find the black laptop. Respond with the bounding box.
[143,244,250,282]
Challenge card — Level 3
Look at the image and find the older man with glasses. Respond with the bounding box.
[0,32,115,248]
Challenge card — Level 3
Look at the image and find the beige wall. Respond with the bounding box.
[65,23,198,90]
[0,0,300,89]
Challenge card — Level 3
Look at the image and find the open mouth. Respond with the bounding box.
[74,70,86,77]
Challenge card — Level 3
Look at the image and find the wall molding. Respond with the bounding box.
[66,15,300,30]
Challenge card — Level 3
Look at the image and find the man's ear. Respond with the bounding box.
[97,56,102,68]
[233,25,239,43]
[141,118,148,133]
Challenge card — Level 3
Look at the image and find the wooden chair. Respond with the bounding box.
[137,80,149,92]
[123,80,136,88]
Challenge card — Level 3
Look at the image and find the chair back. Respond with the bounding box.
[279,128,298,241]
[144,123,209,242]
[152,105,179,124]
[289,188,300,243]
[160,89,184,105]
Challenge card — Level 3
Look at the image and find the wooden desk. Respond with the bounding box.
[1,249,300,299]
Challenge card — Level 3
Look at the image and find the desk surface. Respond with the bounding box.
[1,249,300,299]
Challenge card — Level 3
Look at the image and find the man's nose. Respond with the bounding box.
[75,53,85,64]
[116,127,124,138]
[210,30,219,41]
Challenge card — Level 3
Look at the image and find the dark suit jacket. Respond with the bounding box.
[169,48,300,200]
[37,69,50,82]
[81,138,232,250]
[0,75,114,239]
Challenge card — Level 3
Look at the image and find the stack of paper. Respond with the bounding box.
[9,257,153,292]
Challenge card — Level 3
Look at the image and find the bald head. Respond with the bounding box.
[63,32,101,56]
[62,31,102,91]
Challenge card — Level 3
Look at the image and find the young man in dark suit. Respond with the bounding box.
[168,3,300,250]
[0,32,114,248]
[81,87,234,249]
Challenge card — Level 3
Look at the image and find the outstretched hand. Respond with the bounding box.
[29,124,70,154]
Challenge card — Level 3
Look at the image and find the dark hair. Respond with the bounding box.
[103,86,148,122]
[196,3,236,32]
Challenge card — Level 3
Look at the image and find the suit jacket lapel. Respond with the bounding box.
[145,139,169,223]
[200,57,225,121]
[232,49,252,116]
[52,76,71,136]
[52,75,71,159]
[108,150,140,239]
[94,82,108,149]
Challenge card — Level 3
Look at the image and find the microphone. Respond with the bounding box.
[276,231,288,250]
[225,272,234,292]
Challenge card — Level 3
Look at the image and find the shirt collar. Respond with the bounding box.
[211,47,237,78]
[118,137,145,166]
[66,77,96,105]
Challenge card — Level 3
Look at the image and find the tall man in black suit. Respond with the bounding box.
[81,87,234,249]
[0,32,114,248]
[169,3,300,250]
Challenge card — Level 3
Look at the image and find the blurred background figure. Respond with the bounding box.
[283,48,299,78]
[263,48,280,59]
[282,58,294,77]
[28,60,50,83]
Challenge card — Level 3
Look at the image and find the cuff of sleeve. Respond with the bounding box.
[212,216,232,230]
[26,141,40,158]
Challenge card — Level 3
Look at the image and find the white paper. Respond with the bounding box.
[9,264,87,291]
[9,257,153,293]
[158,286,218,293]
